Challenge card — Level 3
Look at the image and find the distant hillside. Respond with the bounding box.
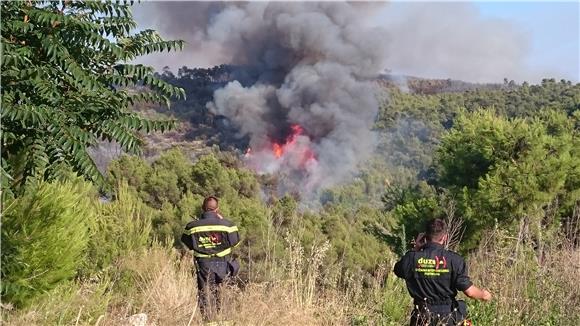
[377,74,506,94]
[91,66,578,176]
[131,65,525,152]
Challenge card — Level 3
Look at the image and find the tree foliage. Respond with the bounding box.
[1,1,185,194]
[81,181,153,275]
[106,148,393,275]
[384,109,580,251]
[1,179,95,307]
[376,79,579,252]
[438,110,579,248]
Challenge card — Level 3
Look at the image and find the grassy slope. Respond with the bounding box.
[3,227,578,325]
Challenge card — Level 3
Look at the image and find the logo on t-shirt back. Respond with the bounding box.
[415,256,449,276]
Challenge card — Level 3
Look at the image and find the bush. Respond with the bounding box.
[81,182,153,275]
[435,109,579,249]
[1,180,95,307]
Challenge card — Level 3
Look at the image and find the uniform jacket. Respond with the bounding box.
[181,211,240,258]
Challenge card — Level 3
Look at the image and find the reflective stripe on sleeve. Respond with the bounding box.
[188,225,238,234]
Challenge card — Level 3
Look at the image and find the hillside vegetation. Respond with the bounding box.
[2,2,579,325]
[3,79,579,325]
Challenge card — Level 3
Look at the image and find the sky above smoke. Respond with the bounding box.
[377,2,531,82]
[133,1,578,84]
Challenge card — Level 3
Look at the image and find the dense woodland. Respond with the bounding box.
[1,2,579,325]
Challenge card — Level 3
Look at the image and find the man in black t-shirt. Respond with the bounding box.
[181,196,240,320]
[394,218,492,326]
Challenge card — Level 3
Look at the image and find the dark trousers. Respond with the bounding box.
[410,301,468,326]
[195,258,229,319]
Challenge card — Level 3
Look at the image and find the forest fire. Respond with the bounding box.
[205,2,384,194]
[272,143,283,158]
[244,124,317,175]
[270,125,315,164]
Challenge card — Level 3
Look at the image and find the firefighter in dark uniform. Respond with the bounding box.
[181,196,240,320]
[394,218,492,326]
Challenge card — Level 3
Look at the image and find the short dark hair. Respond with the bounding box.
[425,218,448,241]
[202,196,219,212]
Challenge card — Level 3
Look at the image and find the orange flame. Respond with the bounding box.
[245,124,317,169]
[272,143,283,158]
[270,124,304,159]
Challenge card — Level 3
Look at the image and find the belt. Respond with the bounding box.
[193,247,232,258]
[195,255,229,262]
[414,298,455,306]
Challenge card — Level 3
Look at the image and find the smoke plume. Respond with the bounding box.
[133,2,567,83]
[379,2,534,83]
[136,2,386,194]
[206,2,385,193]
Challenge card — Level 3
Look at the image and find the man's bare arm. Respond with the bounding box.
[463,285,492,301]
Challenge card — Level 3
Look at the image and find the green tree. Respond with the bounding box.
[82,181,153,275]
[381,182,441,255]
[435,109,579,249]
[1,1,185,194]
[1,179,95,307]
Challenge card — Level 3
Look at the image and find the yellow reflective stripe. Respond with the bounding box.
[189,225,238,234]
[193,248,232,258]
[199,243,218,248]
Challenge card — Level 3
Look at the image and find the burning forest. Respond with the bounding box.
[176,2,387,195]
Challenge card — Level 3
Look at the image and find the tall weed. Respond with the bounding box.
[468,229,580,325]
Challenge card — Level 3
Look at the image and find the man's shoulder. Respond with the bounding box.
[400,250,417,261]
[185,219,202,229]
[185,216,236,229]
[409,246,462,257]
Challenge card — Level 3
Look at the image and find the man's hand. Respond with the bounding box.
[413,232,426,251]
[481,289,492,301]
[464,285,492,301]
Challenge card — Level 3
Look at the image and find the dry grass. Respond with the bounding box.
[3,230,579,326]
[467,229,580,325]
[107,248,199,326]
[100,240,380,326]
[2,240,378,325]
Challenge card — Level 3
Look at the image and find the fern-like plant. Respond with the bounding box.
[1,1,185,195]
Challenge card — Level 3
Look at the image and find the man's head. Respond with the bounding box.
[425,218,448,244]
[202,196,219,212]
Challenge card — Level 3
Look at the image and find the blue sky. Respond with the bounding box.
[474,1,579,82]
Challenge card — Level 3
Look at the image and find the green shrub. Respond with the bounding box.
[81,182,153,275]
[1,180,95,307]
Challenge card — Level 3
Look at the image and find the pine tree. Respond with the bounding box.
[1,179,95,307]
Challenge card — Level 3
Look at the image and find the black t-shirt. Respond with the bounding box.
[394,242,472,305]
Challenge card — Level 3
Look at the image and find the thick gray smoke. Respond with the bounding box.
[380,2,535,83]
[133,2,572,84]
[204,2,386,193]
[136,2,386,194]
